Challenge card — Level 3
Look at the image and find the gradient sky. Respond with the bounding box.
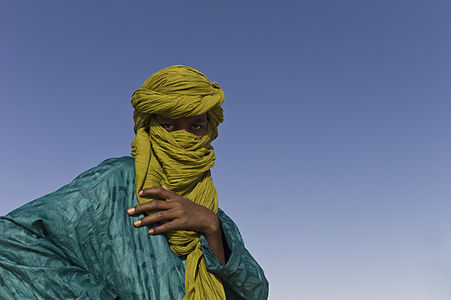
[1,1,450,299]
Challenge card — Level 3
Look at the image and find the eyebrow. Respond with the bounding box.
[156,116,207,123]
[191,118,207,123]
[156,116,175,122]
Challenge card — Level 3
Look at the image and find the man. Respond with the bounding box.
[0,65,268,299]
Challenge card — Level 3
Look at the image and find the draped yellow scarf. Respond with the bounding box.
[130,65,225,300]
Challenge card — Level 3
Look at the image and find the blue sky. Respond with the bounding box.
[1,1,450,299]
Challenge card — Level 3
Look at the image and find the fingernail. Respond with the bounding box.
[138,190,143,196]
[134,220,141,227]
[148,229,154,234]
[127,208,135,214]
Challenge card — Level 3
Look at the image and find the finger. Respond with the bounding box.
[134,210,179,227]
[138,186,175,199]
[127,200,172,215]
[149,220,180,235]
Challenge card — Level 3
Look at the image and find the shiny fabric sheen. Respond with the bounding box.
[0,157,268,300]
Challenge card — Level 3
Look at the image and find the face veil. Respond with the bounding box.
[130,65,226,300]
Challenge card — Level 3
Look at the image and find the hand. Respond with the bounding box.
[127,186,220,236]
[127,186,226,264]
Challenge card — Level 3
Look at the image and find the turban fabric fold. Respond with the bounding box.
[130,65,225,300]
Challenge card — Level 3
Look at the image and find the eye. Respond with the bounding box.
[162,124,175,131]
[191,124,202,130]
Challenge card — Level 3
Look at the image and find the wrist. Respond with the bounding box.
[202,212,220,237]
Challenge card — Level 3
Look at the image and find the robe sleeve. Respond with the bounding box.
[0,163,122,300]
[0,215,117,299]
[0,157,186,300]
[199,209,269,300]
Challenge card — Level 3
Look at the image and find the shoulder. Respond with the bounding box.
[3,156,136,230]
[216,208,244,245]
[71,156,135,190]
[78,156,134,178]
[8,156,136,217]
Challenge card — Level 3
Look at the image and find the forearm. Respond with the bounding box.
[203,216,226,265]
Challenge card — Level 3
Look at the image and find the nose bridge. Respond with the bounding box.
[176,119,191,132]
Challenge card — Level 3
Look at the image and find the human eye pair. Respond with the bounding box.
[161,124,202,131]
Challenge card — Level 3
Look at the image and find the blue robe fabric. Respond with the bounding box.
[0,157,268,299]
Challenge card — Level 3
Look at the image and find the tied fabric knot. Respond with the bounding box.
[130,65,226,300]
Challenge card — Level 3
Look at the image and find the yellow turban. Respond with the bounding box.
[130,65,226,300]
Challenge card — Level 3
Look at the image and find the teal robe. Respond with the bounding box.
[0,157,268,299]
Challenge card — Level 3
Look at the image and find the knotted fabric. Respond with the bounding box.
[130,65,225,300]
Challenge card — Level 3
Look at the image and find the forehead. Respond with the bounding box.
[155,114,207,123]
